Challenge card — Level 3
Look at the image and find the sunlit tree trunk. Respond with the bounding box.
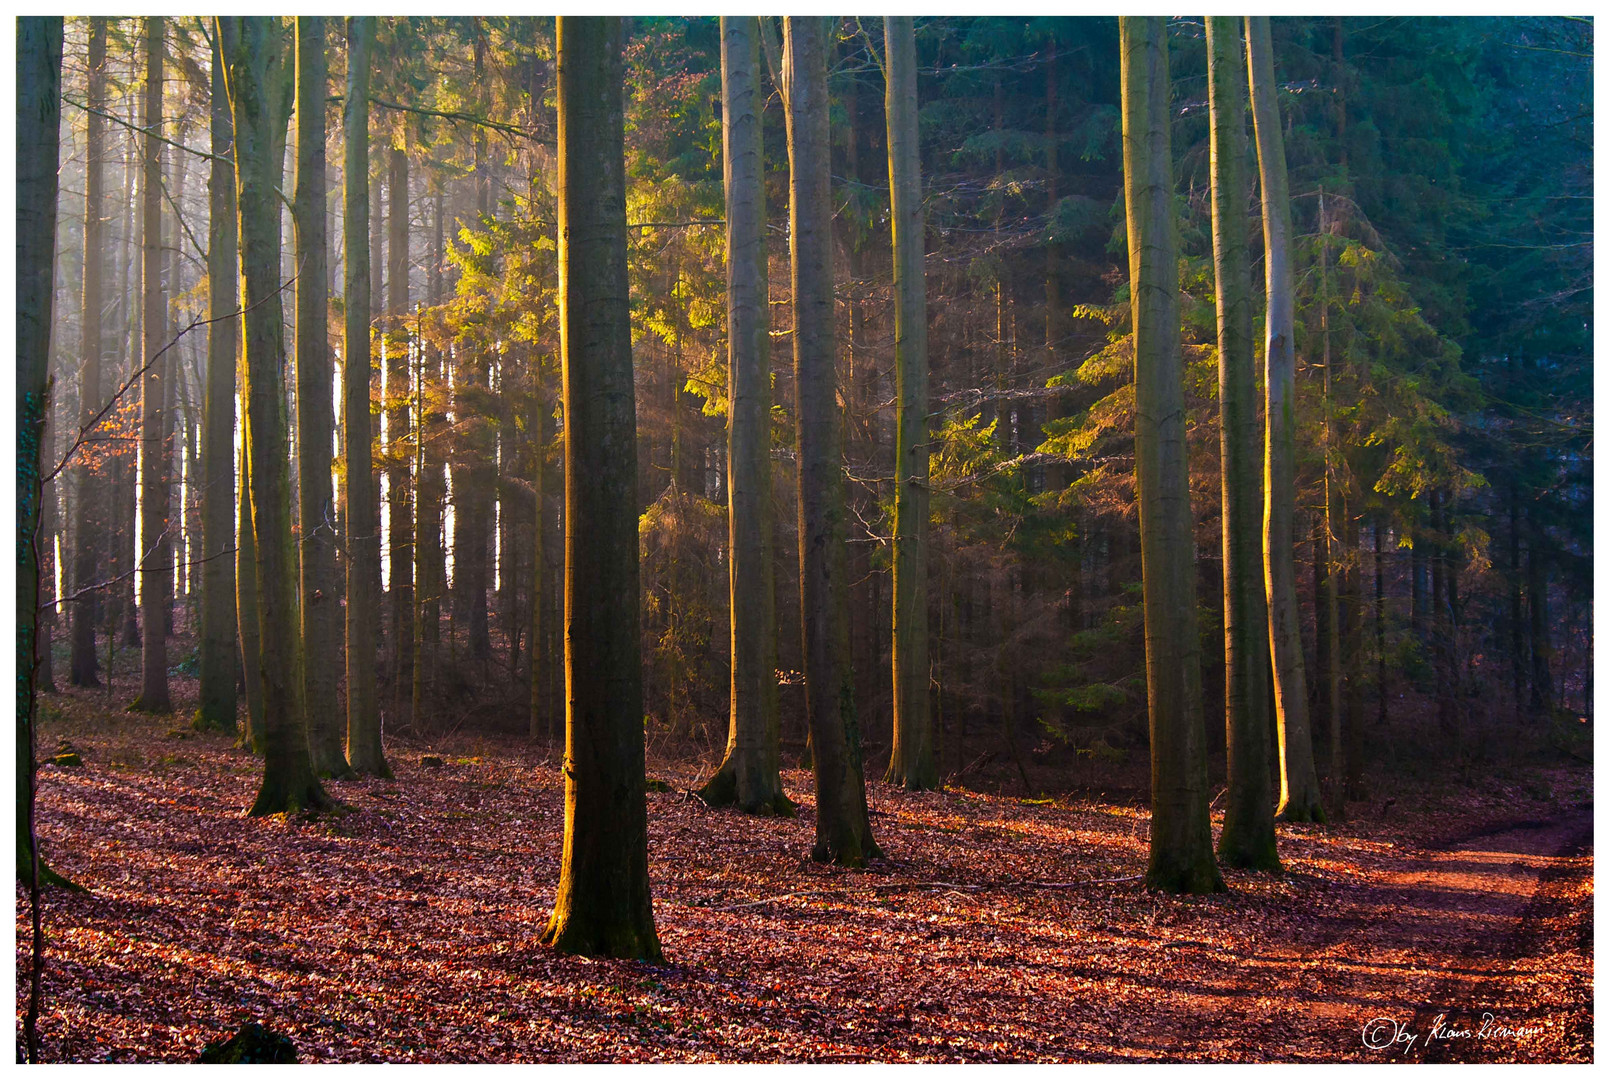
[220,15,330,816]
[883,15,937,792]
[295,16,349,775]
[237,430,265,750]
[17,14,70,885]
[1207,16,1277,872]
[1121,15,1223,894]
[131,16,172,714]
[784,16,881,867]
[542,15,660,961]
[197,27,240,732]
[69,16,109,689]
[386,141,414,717]
[1247,15,1323,823]
[697,16,792,815]
[343,16,389,778]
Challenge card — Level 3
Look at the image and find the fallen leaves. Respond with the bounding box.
[14,705,1593,1063]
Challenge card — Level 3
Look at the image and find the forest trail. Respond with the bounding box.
[16,704,1593,1063]
[1393,806,1594,1062]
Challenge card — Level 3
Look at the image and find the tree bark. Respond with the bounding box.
[220,15,331,816]
[237,426,265,750]
[784,16,881,867]
[1528,521,1552,717]
[883,16,937,792]
[343,16,389,778]
[386,140,414,716]
[1247,15,1323,823]
[1207,16,1278,873]
[69,16,109,689]
[131,16,172,714]
[197,26,240,732]
[17,14,70,886]
[1120,16,1223,894]
[697,17,793,815]
[295,16,350,776]
[541,15,661,961]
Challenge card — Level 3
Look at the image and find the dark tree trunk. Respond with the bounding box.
[1122,15,1223,894]
[295,16,349,775]
[17,14,67,887]
[198,23,240,731]
[783,16,880,867]
[1206,16,1277,872]
[386,141,414,718]
[70,16,109,689]
[343,16,388,778]
[541,16,661,962]
[697,17,792,815]
[131,17,172,714]
[220,15,331,816]
[883,15,937,792]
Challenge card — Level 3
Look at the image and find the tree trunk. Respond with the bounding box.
[295,16,349,776]
[541,15,661,962]
[1120,16,1223,894]
[197,26,240,731]
[70,16,109,689]
[1319,189,1344,809]
[697,17,792,815]
[883,16,937,792]
[386,141,414,717]
[17,15,69,886]
[783,16,881,867]
[220,15,331,816]
[1206,16,1277,873]
[1247,15,1323,823]
[237,428,265,751]
[343,17,389,778]
[131,16,172,714]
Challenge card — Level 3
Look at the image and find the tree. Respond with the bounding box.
[696,16,792,816]
[196,22,240,732]
[1119,15,1223,895]
[219,14,331,816]
[295,16,349,776]
[386,137,414,713]
[541,15,661,961]
[1247,15,1324,823]
[343,16,389,778]
[130,16,172,715]
[1206,16,1278,872]
[783,16,881,867]
[883,15,938,792]
[18,13,71,888]
[69,16,109,689]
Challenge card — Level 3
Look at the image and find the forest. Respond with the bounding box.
[15,14,1592,1063]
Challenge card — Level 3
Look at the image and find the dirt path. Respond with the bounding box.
[1340,806,1594,1062]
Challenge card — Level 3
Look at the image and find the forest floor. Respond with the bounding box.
[17,683,1594,1062]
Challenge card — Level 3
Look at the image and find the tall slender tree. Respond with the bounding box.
[386,139,414,714]
[343,16,389,778]
[17,14,70,887]
[219,14,330,816]
[130,16,172,714]
[697,16,792,815]
[69,16,109,689]
[196,24,240,732]
[784,16,880,867]
[542,15,661,960]
[883,15,937,791]
[1206,16,1278,872]
[1247,15,1324,823]
[295,16,349,775]
[1120,15,1223,894]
